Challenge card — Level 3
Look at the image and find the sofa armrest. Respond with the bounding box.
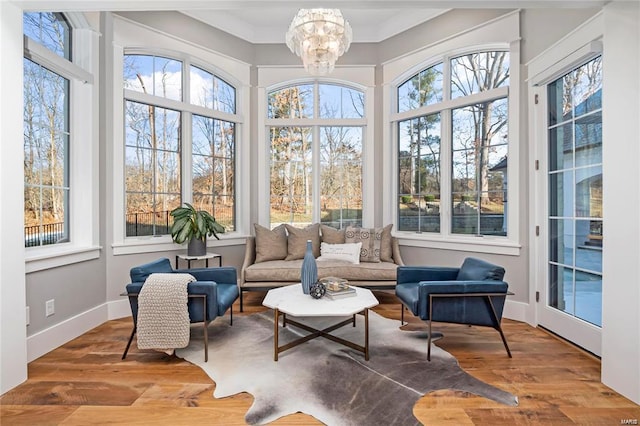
[391,237,405,266]
[240,236,256,286]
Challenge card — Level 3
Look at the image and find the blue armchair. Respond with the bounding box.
[122,258,239,362]
[395,257,512,360]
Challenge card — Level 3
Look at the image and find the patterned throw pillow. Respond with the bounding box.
[284,223,321,260]
[345,226,383,263]
[254,224,288,263]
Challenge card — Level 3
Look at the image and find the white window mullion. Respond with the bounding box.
[312,125,321,224]
[182,111,193,205]
[440,108,453,237]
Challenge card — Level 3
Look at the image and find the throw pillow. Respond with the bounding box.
[379,224,394,262]
[317,242,362,264]
[254,223,288,263]
[284,223,321,260]
[345,226,383,263]
[320,224,346,244]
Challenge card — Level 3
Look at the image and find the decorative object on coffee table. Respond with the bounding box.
[300,240,317,294]
[169,203,225,256]
[309,282,326,299]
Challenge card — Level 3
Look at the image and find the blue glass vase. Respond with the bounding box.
[301,240,317,295]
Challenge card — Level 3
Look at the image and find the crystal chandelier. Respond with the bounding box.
[285,8,353,76]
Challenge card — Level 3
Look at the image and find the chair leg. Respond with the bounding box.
[240,290,244,312]
[496,324,512,358]
[400,304,404,324]
[427,317,432,362]
[201,295,209,362]
[486,295,512,358]
[427,295,434,361]
[122,325,136,360]
[203,320,209,362]
[229,304,233,326]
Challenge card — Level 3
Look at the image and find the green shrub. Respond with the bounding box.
[401,195,412,204]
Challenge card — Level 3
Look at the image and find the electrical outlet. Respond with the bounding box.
[26,306,30,326]
[45,299,55,317]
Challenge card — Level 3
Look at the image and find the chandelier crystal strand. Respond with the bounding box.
[285,8,353,76]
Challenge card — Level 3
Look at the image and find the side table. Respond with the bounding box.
[175,252,222,269]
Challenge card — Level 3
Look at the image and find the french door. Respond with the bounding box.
[537,56,603,356]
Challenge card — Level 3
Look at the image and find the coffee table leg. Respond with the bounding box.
[364,308,369,361]
[274,308,279,361]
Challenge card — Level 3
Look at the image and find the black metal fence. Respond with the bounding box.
[24,222,66,247]
[126,211,172,237]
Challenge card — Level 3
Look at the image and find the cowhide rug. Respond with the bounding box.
[176,311,518,425]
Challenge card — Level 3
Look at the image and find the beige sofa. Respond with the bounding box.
[239,233,404,311]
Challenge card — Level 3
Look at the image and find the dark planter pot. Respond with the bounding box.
[187,237,207,256]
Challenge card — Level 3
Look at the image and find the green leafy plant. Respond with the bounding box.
[169,203,225,244]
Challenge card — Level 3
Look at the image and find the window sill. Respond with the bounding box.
[112,234,248,256]
[26,245,102,273]
[396,233,521,256]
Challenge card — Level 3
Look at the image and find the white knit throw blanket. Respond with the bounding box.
[137,273,195,351]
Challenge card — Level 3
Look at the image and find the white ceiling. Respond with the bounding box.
[180,7,448,44]
[15,0,610,44]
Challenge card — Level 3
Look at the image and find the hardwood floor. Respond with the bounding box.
[2,290,639,425]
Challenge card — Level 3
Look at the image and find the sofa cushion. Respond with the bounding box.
[345,226,382,263]
[457,257,506,281]
[254,223,288,263]
[285,223,320,260]
[317,242,361,264]
[320,224,346,244]
[244,259,398,282]
[379,224,394,262]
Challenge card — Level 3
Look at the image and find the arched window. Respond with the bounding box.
[396,51,510,237]
[267,82,365,229]
[123,54,237,236]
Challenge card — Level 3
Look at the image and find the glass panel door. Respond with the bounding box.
[542,56,603,354]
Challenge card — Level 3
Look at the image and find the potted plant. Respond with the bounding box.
[169,203,225,256]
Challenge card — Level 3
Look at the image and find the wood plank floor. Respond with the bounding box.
[2,291,639,425]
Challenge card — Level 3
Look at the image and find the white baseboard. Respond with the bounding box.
[27,299,132,363]
[503,299,534,325]
[108,298,132,320]
[27,304,108,362]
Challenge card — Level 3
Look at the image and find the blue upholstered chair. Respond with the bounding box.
[395,257,512,360]
[122,258,239,362]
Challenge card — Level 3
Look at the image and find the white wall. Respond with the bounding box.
[601,1,640,405]
[0,0,28,394]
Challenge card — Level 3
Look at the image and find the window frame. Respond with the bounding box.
[256,67,376,229]
[382,11,521,256]
[23,12,100,273]
[111,17,250,255]
[266,81,367,228]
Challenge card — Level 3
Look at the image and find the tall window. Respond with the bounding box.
[123,54,237,237]
[397,51,510,237]
[267,83,365,229]
[23,12,71,247]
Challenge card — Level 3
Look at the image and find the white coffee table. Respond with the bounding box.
[262,284,379,361]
